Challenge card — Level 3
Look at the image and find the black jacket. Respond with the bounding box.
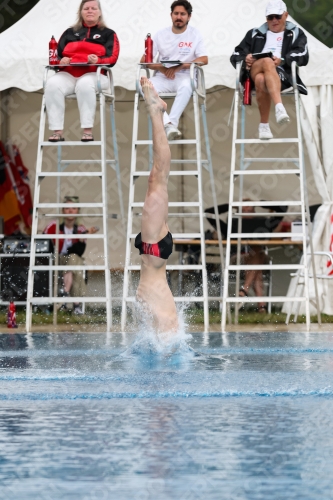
[230,21,308,94]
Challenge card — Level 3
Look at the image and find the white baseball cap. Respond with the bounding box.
[266,0,287,16]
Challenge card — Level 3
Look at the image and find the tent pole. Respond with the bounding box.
[0,89,10,143]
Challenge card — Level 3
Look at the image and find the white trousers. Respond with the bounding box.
[45,72,109,130]
[149,72,193,128]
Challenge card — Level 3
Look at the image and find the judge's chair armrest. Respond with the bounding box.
[136,64,151,95]
[43,66,58,92]
[190,63,206,100]
[96,66,115,100]
[236,61,243,92]
[291,61,298,92]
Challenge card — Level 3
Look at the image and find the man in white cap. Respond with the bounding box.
[231,0,308,139]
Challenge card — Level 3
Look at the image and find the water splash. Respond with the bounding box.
[120,303,198,368]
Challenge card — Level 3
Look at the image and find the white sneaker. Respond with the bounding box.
[165,123,181,141]
[275,104,290,124]
[258,123,273,140]
[73,305,84,315]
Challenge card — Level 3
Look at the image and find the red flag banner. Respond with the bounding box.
[327,210,333,276]
[0,142,21,235]
[9,144,33,230]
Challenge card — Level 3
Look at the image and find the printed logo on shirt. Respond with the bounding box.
[277,37,283,41]
[93,34,101,39]
[75,33,80,36]
[179,42,192,48]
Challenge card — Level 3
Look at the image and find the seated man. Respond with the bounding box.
[140,0,208,141]
[230,0,308,140]
[43,195,98,314]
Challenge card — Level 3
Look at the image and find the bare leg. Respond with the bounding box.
[251,59,282,123]
[254,74,272,123]
[137,78,178,338]
[63,271,73,294]
[239,248,266,310]
[140,77,170,243]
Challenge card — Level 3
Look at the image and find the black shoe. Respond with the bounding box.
[59,290,69,311]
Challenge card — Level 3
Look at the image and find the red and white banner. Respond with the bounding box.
[327,209,333,276]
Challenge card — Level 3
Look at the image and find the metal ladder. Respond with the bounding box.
[121,63,223,333]
[26,66,123,332]
[222,61,320,332]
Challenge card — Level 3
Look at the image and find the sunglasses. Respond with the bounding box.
[267,14,283,20]
[63,196,79,202]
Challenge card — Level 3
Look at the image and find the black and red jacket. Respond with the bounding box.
[57,23,120,78]
[43,221,87,256]
[230,21,308,95]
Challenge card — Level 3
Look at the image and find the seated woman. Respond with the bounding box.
[135,77,178,340]
[205,201,288,313]
[45,0,119,142]
[43,195,98,314]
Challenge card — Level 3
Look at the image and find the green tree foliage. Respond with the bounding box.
[285,0,333,48]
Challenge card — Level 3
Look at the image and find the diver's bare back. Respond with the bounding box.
[135,78,178,337]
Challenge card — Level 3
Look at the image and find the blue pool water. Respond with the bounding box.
[1,330,333,499]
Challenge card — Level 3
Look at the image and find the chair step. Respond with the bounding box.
[233,169,300,175]
[38,213,119,219]
[31,266,107,271]
[131,202,200,208]
[132,170,198,177]
[243,158,299,163]
[232,212,302,217]
[235,138,299,144]
[39,213,104,217]
[37,172,102,177]
[229,232,300,239]
[60,160,115,164]
[228,264,304,270]
[30,297,108,304]
[40,141,102,146]
[32,234,104,239]
[226,296,306,303]
[36,203,103,208]
[232,201,301,207]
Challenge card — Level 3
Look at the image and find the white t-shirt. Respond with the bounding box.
[153,25,207,74]
[61,225,74,255]
[262,30,285,58]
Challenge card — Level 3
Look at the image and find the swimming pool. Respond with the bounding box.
[1,331,333,499]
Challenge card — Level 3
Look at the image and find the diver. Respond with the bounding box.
[135,77,178,341]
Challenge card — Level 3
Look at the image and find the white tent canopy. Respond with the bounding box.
[1,0,333,314]
[0,0,333,92]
